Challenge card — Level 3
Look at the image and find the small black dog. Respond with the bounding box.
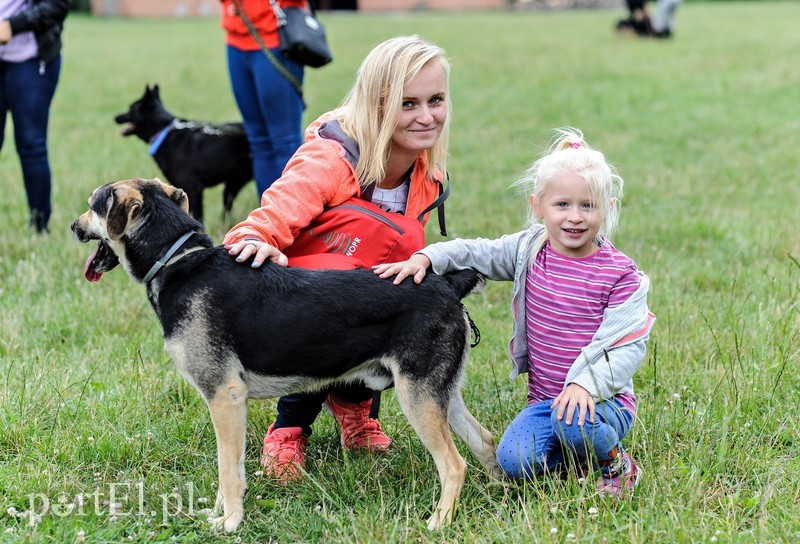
[114,85,253,223]
[72,178,500,533]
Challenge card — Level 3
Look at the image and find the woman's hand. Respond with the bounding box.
[0,21,12,44]
[373,254,431,285]
[551,383,595,426]
[225,239,288,268]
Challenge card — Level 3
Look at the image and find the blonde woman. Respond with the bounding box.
[224,35,452,482]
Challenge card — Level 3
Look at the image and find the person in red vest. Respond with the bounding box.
[225,35,452,482]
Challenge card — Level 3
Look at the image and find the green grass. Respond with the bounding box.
[2,2,800,542]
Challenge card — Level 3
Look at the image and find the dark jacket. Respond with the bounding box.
[7,0,71,64]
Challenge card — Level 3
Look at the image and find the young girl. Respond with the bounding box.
[374,128,655,496]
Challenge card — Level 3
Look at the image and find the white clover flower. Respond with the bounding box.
[87,436,94,443]
[77,530,86,542]
[588,506,599,516]
[7,506,18,516]
[566,533,576,540]
[4,528,13,535]
[254,470,264,477]
[549,527,558,535]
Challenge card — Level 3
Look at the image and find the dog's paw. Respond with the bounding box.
[426,511,450,531]
[208,510,243,533]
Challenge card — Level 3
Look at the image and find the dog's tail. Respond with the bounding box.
[442,269,486,300]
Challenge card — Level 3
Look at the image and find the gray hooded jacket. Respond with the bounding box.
[420,225,655,400]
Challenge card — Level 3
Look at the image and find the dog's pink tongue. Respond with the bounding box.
[84,245,103,282]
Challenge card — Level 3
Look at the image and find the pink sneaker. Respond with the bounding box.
[324,392,392,453]
[261,424,308,483]
[596,452,641,498]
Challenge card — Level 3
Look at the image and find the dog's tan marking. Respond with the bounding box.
[106,183,144,240]
[393,375,467,531]
[206,372,249,533]
[447,393,502,479]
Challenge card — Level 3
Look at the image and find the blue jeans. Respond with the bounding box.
[0,56,61,230]
[496,398,634,479]
[226,45,304,197]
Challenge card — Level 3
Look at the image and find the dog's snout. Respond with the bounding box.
[71,216,91,242]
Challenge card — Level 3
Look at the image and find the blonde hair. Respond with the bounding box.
[338,35,451,187]
[516,128,624,256]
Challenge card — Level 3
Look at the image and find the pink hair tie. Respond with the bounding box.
[570,142,582,149]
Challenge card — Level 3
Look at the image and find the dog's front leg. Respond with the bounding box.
[206,375,249,532]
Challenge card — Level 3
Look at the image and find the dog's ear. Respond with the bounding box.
[152,84,160,99]
[106,185,143,241]
[155,179,189,213]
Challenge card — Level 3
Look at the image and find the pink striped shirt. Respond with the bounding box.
[525,240,640,411]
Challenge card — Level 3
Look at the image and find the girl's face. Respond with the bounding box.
[532,171,604,258]
[390,60,447,162]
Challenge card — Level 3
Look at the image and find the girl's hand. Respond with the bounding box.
[552,383,595,426]
[373,254,432,285]
[225,239,288,268]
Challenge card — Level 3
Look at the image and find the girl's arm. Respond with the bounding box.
[373,230,526,284]
[567,274,654,400]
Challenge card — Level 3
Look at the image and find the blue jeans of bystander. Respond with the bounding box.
[0,55,61,231]
[226,45,304,197]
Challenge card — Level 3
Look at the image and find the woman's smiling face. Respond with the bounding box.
[390,60,448,163]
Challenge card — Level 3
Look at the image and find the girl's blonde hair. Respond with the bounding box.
[515,128,624,255]
[338,35,451,187]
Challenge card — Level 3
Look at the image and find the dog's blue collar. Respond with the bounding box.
[143,231,195,284]
[148,121,176,155]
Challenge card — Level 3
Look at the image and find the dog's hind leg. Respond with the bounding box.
[206,373,249,532]
[393,375,466,531]
[447,391,502,479]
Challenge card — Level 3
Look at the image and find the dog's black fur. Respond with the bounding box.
[71,178,499,533]
[114,85,253,223]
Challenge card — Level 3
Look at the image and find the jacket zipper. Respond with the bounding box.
[336,204,405,235]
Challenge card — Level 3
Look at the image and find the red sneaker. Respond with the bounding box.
[261,424,308,483]
[596,452,641,498]
[324,392,391,453]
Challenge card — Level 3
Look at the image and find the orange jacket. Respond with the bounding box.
[224,110,445,249]
[220,0,308,50]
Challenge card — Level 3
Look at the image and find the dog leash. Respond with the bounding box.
[464,306,481,348]
[143,231,196,283]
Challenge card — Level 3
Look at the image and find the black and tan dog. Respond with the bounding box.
[114,85,253,223]
[71,178,500,532]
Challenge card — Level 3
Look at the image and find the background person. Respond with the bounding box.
[220,0,308,197]
[224,35,452,482]
[0,0,70,233]
[375,128,655,497]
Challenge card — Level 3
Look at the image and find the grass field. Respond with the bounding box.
[2,2,800,542]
